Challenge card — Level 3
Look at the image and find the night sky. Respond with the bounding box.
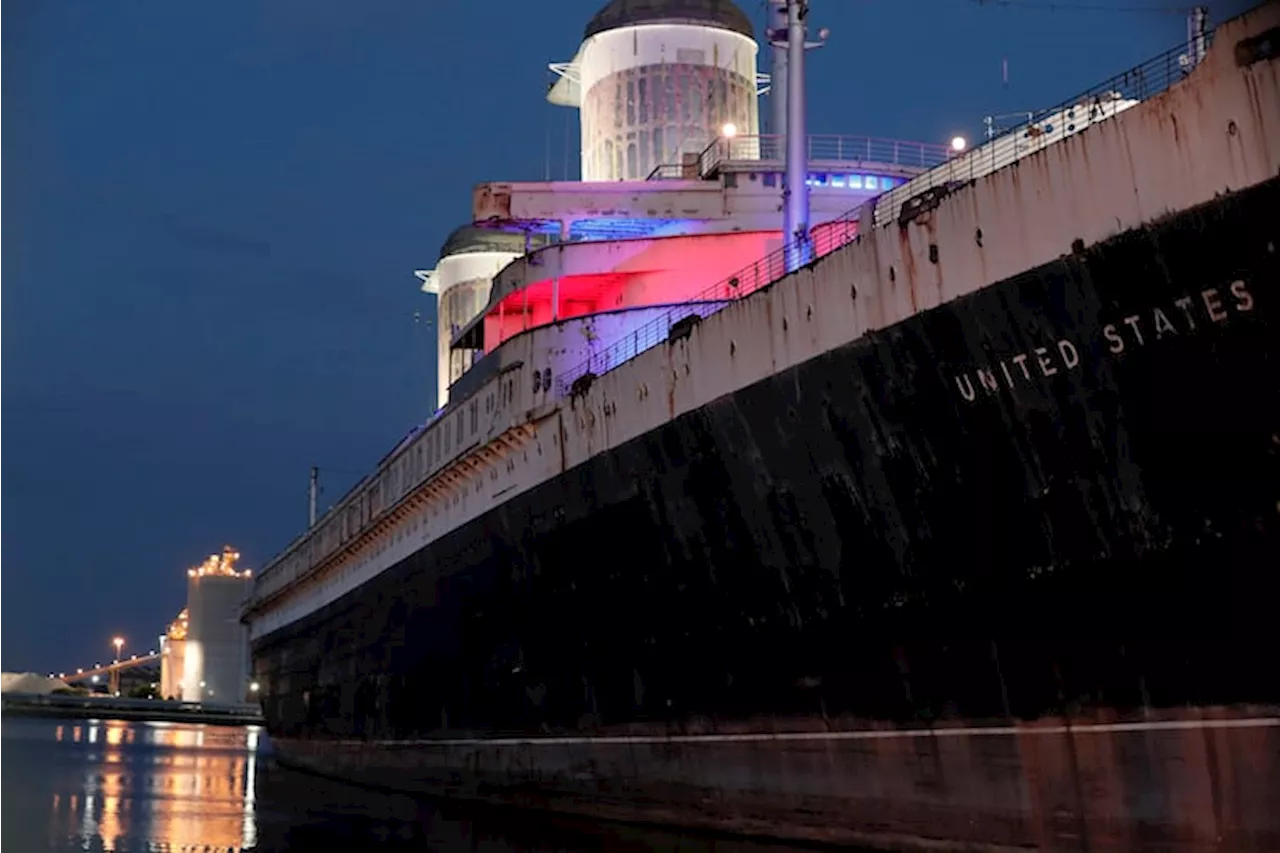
[2,0,1235,674]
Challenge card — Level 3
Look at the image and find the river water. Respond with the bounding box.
[1,716,817,852]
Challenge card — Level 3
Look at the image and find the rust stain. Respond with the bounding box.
[897,225,920,315]
[472,184,512,221]
[556,411,567,474]
[666,349,677,422]
[925,217,944,306]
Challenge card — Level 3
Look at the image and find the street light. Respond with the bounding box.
[112,636,124,663]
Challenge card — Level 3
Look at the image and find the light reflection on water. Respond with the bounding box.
[4,717,259,852]
[3,715,825,852]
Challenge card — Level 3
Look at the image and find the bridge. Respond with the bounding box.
[57,653,161,696]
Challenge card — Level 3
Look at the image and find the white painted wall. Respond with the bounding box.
[472,178,890,232]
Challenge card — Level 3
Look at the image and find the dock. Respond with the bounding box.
[1,692,264,726]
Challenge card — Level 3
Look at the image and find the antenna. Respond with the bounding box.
[308,466,319,528]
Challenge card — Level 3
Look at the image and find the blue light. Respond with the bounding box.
[567,217,699,242]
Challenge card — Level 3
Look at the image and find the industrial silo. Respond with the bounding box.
[181,547,252,703]
[159,608,188,701]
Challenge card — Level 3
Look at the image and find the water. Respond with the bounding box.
[1,716,819,852]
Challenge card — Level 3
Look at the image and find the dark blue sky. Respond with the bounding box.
[2,0,1224,673]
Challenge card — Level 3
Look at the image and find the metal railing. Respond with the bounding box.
[553,34,1210,399]
[700,134,953,177]
[645,163,689,181]
[554,216,859,397]
[872,37,1209,228]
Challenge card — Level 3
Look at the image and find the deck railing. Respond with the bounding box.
[872,38,1208,228]
[554,33,1210,399]
[699,134,953,177]
[553,216,859,397]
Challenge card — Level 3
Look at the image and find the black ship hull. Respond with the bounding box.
[254,176,1280,851]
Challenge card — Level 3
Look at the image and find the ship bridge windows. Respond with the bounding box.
[747,171,905,191]
[843,173,901,190]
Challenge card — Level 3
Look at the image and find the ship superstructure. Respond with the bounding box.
[244,2,1280,851]
[416,0,948,413]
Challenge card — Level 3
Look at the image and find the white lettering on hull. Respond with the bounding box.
[952,279,1257,403]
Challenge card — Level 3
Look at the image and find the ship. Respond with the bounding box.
[242,1,1280,850]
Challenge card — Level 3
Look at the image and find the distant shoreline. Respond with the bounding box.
[1,692,264,727]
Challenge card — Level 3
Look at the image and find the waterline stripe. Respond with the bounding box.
[314,716,1280,750]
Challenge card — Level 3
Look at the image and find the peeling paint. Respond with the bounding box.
[249,7,1280,851]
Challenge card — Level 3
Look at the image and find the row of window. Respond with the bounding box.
[746,171,907,191]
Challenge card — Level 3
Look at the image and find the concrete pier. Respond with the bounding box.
[1,692,263,726]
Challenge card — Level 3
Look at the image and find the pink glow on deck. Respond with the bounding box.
[482,224,856,353]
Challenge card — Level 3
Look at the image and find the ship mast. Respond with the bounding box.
[308,466,319,528]
[780,0,814,272]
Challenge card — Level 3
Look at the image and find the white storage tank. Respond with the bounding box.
[181,547,252,703]
[159,608,188,701]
